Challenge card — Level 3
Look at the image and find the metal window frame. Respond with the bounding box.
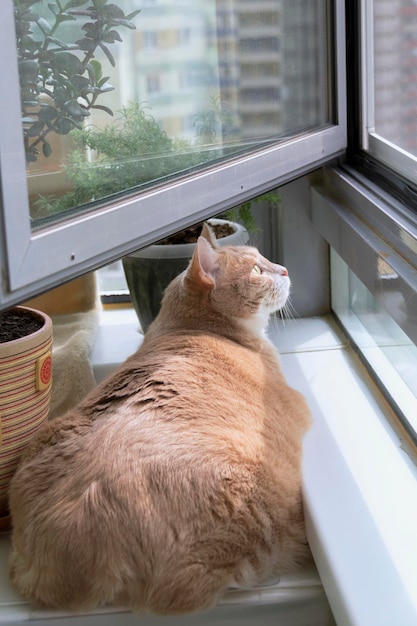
[311,164,417,445]
[0,0,346,308]
[360,0,417,185]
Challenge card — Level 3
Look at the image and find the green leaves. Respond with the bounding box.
[38,104,58,121]
[15,0,141,163]
[98,42,115,67]
[70,74,91,91]
[101,4,125,19]
[101,29,122,44]
[63,99,89,120]
[64,0,90,8]
[90,104,113,116]
[54,117,75,134]
[18,59,39,80]
[87,59,102,83]
[36,17,52,34]
[32,100,212,219]
[42,140,52,157]
[52,51,83,75]
[26,120,45,137]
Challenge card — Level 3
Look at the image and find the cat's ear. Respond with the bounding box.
[187,236,218,290]
[200,222,219,248]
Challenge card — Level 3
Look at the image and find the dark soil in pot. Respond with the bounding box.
[158,221,234,245]
[0,309,44,343]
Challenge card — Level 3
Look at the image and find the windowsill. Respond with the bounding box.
[271,317,417,626]
[1,311,416,624]
[90,307,143,383]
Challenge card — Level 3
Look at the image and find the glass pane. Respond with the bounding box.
[14,0,331,230]
[372,1,417,157]
[96,260,128,296]
[331,249,417,442]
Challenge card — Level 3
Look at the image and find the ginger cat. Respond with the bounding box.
[8,224,311,615]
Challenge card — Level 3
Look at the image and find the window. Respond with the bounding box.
[309,157,417,624]
[146,74,161,94]
[331,248,417,446]
[0,0,345,307]
[2,3,417,623]
[143,30,158,49]
[178,28,192,46]
[360,0,417,185]
[322,0,417,446]
[311,163,417,447]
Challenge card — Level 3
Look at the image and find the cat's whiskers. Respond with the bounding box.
[278,300,300,332]
[262,286,288,313]
[284,298,300,323]
[267,297,299,335]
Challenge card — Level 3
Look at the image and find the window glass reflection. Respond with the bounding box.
[373,1,417,157]
[331,249,417,440]
[14,0,330,227]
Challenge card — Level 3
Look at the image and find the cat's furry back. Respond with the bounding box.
[8,224,311,615]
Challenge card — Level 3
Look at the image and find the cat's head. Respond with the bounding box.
[159,223,290,338]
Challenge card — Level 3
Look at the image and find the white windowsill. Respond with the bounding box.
[1,310,416,624]
[270,316,417,626]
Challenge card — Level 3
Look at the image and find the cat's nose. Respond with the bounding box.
[271,262,289,277]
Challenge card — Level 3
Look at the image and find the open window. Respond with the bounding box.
[0,0,346,308]
[360,0,417,187]
[317,0,417,448]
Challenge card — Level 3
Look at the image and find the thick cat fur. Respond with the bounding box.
[8,224,311,615]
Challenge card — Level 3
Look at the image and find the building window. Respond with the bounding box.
[143,30,158,49]
[146,74,161,94]
[178,28,192,45]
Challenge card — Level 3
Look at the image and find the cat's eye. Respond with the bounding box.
[251,264,262,275]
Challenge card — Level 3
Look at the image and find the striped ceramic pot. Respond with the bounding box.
[0,306,53,522]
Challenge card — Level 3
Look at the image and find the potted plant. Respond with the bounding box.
[15,0,140,166]
[32,100,218,218]
[15,0,140,219]
[0,306,53,527]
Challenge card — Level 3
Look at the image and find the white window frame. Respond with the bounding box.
[360,0,417,184]
[0,0,346,308]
